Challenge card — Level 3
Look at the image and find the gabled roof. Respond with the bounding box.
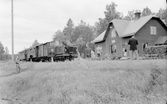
[120,15,155,37]
[111,19,130,36]
[155,36,167,45]
[92,15,167,43]
[91,30,106,43]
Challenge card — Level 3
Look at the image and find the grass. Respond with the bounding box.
[0,61,33,78]
[0,59,167,104]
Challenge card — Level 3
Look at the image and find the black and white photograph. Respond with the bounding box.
[0,0,167,104]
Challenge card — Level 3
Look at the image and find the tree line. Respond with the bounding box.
[0,39,40,61]
[0,42,10,61]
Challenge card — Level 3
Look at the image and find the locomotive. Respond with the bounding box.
[18,40,78,62]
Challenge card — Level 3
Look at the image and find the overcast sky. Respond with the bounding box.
[0,0,166,54]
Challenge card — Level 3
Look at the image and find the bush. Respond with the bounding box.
[145,45,167,59]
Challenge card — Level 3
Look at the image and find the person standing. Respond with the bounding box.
[91,50,95,59]
[123,48,127,57]
[15,55,21,73]
[128,36,138,60]
[96,45,102,59]
[76,48,81,58]
[143,43,148,51]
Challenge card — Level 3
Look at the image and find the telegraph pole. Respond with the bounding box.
[11,0,14,64]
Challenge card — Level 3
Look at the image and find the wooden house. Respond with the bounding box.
[92,13,167,58]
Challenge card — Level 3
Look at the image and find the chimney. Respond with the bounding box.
[134,12,141,20]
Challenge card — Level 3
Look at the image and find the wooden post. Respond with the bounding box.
[11,0,14,64]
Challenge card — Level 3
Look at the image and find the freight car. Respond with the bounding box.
[18,40,78,62]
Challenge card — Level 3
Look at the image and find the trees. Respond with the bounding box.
[141,7,153,17]
[124,7,154,20]
[156,8,167,25]
[52,19,75,46]
[104,2,122,22]
[4,47,10,60]
[0,42,10,60]
[72,20,94,55]
[73,20,94,43]
[52,19,95,55]
[123,7,153,20]
[0,42,5,60]
[32,39,40,47]
[95,2,122,35]
[53,30,65,41]
[123,10,136,20]
[63,18,75,41]
[95,18,108,36]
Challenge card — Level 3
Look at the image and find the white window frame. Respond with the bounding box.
[150,26,157,35]
[111,45,117,54]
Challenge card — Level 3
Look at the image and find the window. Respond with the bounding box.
[150,26,156,35]
[111,45,113,53]
[143,43,148,51]
[111,40,115,43]
[111,45,117,54]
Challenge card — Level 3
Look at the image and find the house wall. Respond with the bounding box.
[95,27,123,58]
[94,41,106,58]
[122,36,132,57]
[107,37,122,57]
[135,18,167,55]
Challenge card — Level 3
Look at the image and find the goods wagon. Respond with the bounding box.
[18,48,28,61]
[18,51,26,61]
[18,40,78,62]
[27,47,36,61]
[38,44,44,58]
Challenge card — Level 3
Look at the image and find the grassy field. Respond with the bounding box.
[0,59,167,104]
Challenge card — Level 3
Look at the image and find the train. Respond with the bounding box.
[18,40,78,62]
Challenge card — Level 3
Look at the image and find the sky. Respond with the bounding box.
[0,0,166,54]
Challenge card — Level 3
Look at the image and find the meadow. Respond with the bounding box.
[0,59,167,104]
